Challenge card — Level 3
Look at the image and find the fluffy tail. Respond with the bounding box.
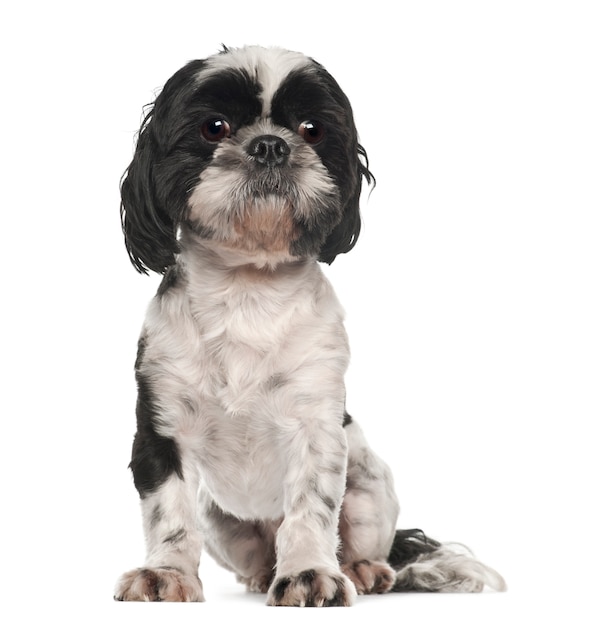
[387,529,507,592]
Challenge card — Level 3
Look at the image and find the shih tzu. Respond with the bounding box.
[114,45,505,606]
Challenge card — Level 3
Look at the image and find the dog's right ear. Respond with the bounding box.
[120,60,207,274]
[120,107,178,275]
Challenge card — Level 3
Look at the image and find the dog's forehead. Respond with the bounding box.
[199,46,312,115]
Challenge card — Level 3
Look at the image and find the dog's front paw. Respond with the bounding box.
[267,568,356,607]
[114,567,204,602]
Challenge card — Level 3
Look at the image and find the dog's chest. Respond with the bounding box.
[152,263,347,518]
[195,406,287,518]
[168,283,290,515]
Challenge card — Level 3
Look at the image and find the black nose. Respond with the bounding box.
[247,135,291,167]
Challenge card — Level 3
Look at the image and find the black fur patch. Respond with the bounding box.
[388,529,441,570]
[342,411,353,427]
[387,529,444,593]
[270,575,292,603]
[270,65,372,264]
[129,370,184,498]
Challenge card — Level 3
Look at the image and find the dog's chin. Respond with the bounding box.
[187,178,341,269]
[186,193,305,270]
[232,195,300,252]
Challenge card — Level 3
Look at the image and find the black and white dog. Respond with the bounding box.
[115,45,505,606]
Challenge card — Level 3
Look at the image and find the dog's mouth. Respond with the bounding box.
[246,167,295,196]
[186,126,342,261]
[187,169,302,256]
[221,161,307,255]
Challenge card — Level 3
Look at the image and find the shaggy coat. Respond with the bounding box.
[115,46,505,606]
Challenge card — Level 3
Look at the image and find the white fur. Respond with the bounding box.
[395,545,508,592]
[147,241,350,523]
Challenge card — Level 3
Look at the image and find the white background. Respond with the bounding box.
[1,1,589,624]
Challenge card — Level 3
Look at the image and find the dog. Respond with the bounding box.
[114,45,506,606]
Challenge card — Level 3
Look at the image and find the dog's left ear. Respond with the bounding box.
[314,66,375,264]
[318,145,374,264]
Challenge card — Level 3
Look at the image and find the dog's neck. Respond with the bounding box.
[176,231,321,303]
[172,233,329,345]
[180,229,314,277]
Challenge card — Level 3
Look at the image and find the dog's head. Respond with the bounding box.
[121,46,373,273]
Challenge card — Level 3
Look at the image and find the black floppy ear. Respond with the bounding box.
[120,108,178,275]
[120,59,206,274]
[318,145,374,264]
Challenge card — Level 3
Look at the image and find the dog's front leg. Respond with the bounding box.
[115,358,204,602]
[268,415,356,607]
[115,471,204,601]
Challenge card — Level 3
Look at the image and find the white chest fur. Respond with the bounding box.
[140,248,350,519]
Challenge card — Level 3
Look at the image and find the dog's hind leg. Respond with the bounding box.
[198,495,279,593]
[338,417,400,594]
[339,417,506,593]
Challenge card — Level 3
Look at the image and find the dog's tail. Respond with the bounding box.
[387,529,507,592]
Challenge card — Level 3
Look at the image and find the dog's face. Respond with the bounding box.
[121,46,372,273]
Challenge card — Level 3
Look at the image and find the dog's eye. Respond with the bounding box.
[298,120,325,145]
[298,120,325,144]
[201,118,231,142]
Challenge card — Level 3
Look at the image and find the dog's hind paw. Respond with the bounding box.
[342,560,396,594]
[267,568,356,607]
[237,569,274,593]
[114,567,204,602]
